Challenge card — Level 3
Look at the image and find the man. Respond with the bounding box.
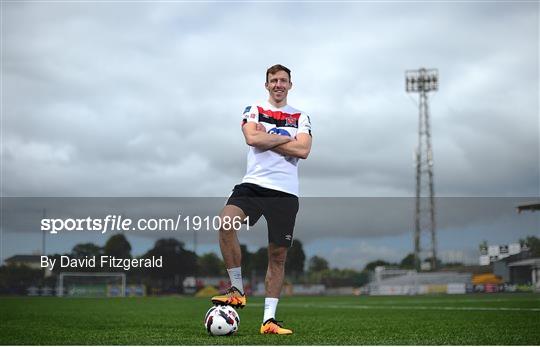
[211,64,312,335]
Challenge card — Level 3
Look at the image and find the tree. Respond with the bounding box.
[399,253,415,269]
[240,244,252,275]
[104,234,132,259]
[424,256,442,269]
[363,260,392,272]
[198,253,225,277]
[0,264,44,294]
[317,268,370,287]
[308,256,329,273]
[251,247,268,277]
[69,242,102,273]
[71,243,102,258]
[142,238,197,292]
[286,239,306,277]
[520,235,540,257]
[48,253,69,275]
[479,240,488,253]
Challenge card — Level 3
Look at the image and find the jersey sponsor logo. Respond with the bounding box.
[243,106,252,113]
[249,113,257,119]
[268,128,291,137]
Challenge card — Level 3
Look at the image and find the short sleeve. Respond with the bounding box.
[297,113,312,136]
[241,105,258,126]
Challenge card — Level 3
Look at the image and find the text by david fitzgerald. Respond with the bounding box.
[41,255,162,271]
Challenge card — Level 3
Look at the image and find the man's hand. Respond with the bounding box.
[271,133,312,159]
[255,123,266,132]
[242,122,291,150]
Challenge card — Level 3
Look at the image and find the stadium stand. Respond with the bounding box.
[366,267,472,295]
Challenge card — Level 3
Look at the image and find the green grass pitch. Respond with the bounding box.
[1,293,539,345]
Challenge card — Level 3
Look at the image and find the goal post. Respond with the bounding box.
[57,272,126,297]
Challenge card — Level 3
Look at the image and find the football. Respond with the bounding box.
[203,305,240,336]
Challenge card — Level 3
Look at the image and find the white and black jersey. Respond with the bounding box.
[240,101,311,197]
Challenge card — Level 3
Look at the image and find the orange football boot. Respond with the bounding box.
[211,286,246,309]
[260,318,293,335]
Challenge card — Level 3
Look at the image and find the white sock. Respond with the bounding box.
[227,267,244,293]
[263,297,279,323]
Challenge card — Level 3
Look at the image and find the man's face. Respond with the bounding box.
[265,70,292,105]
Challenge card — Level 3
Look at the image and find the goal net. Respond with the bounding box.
[57,272,126,297]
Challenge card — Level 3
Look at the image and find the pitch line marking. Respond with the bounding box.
[343,298,540,305]
[252,303,540,312]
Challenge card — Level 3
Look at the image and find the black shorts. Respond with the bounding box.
[226,183,299,247]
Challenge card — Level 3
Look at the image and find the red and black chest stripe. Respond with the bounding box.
[256,107,301,128]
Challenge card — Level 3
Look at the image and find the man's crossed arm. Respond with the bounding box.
[242,122,312,160]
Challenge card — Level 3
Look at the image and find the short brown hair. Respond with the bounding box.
[266,64,291,83]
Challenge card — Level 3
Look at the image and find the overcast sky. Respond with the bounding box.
[2,2,538,269]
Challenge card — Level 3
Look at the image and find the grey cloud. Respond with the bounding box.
[2,3,538,199]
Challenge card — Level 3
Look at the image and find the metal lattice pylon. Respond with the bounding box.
[405,68,438,271]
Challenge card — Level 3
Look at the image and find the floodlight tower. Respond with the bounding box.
[405,68,438,271]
